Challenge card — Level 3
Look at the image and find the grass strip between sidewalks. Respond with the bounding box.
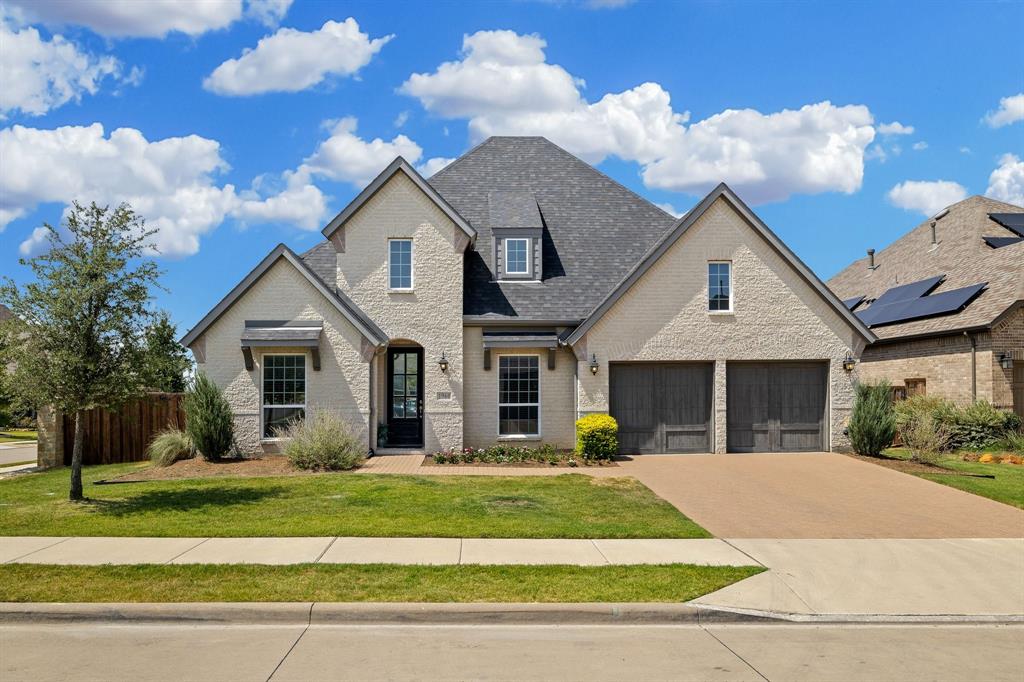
[0,563,763,603]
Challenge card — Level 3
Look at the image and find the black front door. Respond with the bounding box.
[387,348,423,447]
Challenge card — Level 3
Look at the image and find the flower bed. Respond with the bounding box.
[428,444,616,467]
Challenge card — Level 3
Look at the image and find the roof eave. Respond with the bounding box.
[566,183,877,346]
[320,156,476,245]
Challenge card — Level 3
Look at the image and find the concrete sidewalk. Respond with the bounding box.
[3,536,1022,618]
[0,536,752,567]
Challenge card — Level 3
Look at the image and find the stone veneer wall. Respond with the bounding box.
[193,259,370,455]
[462,326,577,449]
[335,172,466,452]
[574,197,864,453]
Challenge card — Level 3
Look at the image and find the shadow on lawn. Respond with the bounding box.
[81,484,288,516]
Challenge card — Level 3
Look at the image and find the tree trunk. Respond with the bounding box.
[70,410,84,501]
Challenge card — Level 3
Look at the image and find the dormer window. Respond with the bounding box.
[505,238,530,275]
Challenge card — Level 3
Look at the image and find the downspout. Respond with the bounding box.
[368,351,375,456]
[965,331,976,401]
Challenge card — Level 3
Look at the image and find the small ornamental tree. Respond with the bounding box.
[0,202,160,500]
[140,311,191,392]
[183,372,235,461]
[847,381,897,456]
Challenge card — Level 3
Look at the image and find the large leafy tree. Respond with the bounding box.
[141,312,191,393]
[0,202,160,500]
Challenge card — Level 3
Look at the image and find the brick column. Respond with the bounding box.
[713,360,727,454]
[36,405,63,468]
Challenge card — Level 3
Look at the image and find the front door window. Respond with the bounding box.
[391,352,419,418]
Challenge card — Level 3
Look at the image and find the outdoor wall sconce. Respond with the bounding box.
[589,353,600,376]
[842,354,856,372]
[999,352,1013,371]
[437,352,449,373]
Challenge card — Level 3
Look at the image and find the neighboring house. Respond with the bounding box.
[828,196,1024,417]
[181,137,873,455]
[0,303,12,322]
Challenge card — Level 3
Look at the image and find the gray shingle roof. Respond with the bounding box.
[488,191,543,229]
[828,195,1024,341]
[428,136,678,320]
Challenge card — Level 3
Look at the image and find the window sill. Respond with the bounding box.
[497,434,542,442]
[708,310,735,316]
[388,288,415,294]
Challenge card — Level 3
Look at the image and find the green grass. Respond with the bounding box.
[0,563,761,603]
[0,464,710,538]
[883,448,1024,509]
[0,430,36,444]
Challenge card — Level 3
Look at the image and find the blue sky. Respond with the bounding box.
[1,0,1022,334]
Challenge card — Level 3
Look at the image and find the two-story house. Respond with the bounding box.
[181,137,874,455]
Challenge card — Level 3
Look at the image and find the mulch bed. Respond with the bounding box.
[422,456,618,468]
[104,456,320,483]
[843,452,993,477]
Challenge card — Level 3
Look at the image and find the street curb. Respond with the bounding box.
[2,602,1020,625]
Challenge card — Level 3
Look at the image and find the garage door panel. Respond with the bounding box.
[727,362,826,453]
[610,363,712,454]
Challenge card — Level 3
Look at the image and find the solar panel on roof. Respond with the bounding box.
[870,275,944,308]
[842,295,865,310]
[983,236,1024,249]
[989,213,1024,238]
[856,283,987,328]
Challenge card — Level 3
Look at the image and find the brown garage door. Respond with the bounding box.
[609,363,713,454]
[727,362,827,452]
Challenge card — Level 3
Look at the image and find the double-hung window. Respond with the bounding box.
[708,261,732,312]
[262,354,306,438]
[498,355,539,436]
[505,238,529,275]
[389,239,413,290]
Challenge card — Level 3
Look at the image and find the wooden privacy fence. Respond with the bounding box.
[62,393,185,465]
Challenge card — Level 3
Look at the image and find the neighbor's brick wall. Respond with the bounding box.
[335,172,465,452]
[36,405,62,468]
[859,332,996,405]
[193,259,370,455]
[576,197,863,453]
[462,326,577,449]
[990,306,1024,411]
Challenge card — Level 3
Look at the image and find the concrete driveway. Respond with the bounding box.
[615,453,1024,539]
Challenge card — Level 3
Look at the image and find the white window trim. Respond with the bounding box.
[260,352,307,441]
[496,353,542,438]
[504,238,530,276]
[708,260,733,314]
[388,238,414,292]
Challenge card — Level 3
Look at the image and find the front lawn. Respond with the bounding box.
[0,430,37,444]
[0,464,710,538]
[0,563,760,603]
[881,448,1024,509]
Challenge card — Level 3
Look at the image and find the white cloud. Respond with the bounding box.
[401,30,877,204]
[877,121,914,135]
[643,102,876,203]
[393,110,409,128]
[865,144,888,163]
[0,16,124,117]
[986,153,1024,207]
[203,18,392,96]
[299,117,423,187]
[887,180,968,216]
[417,157,455,177]
[245,0,292,27]
[912,141,928,151]
[0,123,327,256]
[960,146,972,154]
[983,93,1024,128]
[7,0,243,38]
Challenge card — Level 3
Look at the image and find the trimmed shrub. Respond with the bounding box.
[281,410,365,471]
[183,372,235,461]
[147,429,195,467]
[575,414,618,461]
[848,381,896,456]
[945,400,1019,450]
[433,444,562,465]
